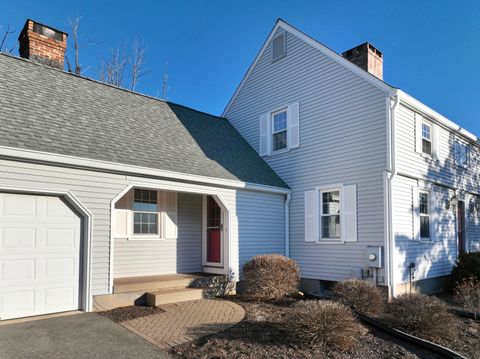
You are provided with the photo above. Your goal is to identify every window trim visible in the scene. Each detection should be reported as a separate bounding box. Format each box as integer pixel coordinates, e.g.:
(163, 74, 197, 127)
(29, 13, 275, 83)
(319, 186, 342, 241)
(271, 108, 288, 154)
(130, 188, 162, 240)
(271, 30, 286, 62)
(419, 190, 431, 241)
(421, 121, 433, 157)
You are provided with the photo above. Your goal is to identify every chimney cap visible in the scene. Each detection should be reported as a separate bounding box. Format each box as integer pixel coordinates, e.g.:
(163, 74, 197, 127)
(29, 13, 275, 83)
(18, 19, 68, 41)
(342, 42, 382, 58)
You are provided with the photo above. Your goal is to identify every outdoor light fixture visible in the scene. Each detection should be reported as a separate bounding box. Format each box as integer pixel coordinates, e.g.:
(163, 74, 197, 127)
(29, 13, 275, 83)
(450, 195, 458, 207)
(446, 195, 458, 210)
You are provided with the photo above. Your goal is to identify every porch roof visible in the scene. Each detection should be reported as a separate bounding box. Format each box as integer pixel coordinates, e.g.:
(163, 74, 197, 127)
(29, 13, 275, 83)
(0, 54, 288, 189)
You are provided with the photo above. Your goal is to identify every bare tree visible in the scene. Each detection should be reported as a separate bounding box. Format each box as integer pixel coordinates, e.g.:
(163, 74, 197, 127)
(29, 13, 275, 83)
(100, 44, 128, 87)
(162, 62, 170, 100)
(0, 25, 15, 53)
(68, 17, 81, 74)
(66, 16, 96, 75)
(130, 40, 148, 91)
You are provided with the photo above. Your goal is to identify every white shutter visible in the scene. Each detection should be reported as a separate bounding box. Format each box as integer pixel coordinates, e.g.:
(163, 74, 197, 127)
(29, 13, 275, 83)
(342, 185, 357, 242)
(114, 210, 128, 237)
(304, 190, 318, 242)
(287, 101, 300, 149)
(432, 124, 441, 161)
(259, 113, 270, 156)
(415, 113, 423, 154)
(412, 186, 420, 241)
(163, 191, 178, 239)
(431, 190, 440, 241)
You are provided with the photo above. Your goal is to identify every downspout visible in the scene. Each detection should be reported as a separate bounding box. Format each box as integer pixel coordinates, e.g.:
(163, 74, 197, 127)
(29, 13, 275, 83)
(285, 192, 292, 257)
(387, 90, 400, 299)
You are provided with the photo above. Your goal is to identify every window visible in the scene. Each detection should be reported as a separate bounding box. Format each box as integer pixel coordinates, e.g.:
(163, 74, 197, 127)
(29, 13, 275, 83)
(272, 109, 287, 152)
(133, 189, 159, 235)
(454, 141, 469, 168)
(419, 191, 430, 240)
(320, 189, 341, 239)
(272, 31, 286, 61)
(422, 122, 432, 156)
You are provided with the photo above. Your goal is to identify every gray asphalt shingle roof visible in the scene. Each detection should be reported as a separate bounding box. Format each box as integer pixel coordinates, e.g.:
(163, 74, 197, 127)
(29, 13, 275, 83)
(0, 54, 287, 188)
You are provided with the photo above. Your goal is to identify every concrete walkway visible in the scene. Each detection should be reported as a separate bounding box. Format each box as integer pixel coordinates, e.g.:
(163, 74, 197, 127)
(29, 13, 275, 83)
(0, 313, 170, 359)
(121, 299, 245, 349)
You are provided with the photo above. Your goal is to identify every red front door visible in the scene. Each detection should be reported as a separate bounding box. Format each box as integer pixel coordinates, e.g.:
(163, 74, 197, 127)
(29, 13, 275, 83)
(206, 196, 222, 264)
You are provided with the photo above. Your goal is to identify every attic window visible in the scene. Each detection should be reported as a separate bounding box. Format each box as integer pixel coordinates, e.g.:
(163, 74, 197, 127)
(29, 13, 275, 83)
(32, 23, 63, 41)
(272, 31, 286, 62)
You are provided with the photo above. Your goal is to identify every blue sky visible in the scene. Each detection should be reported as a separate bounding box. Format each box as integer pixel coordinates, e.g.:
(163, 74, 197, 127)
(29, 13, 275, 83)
(1, 1, 479, 134)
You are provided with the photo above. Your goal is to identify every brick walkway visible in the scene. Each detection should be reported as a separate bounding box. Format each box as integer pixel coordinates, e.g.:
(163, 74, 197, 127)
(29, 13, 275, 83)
(120, 299, 245, 349)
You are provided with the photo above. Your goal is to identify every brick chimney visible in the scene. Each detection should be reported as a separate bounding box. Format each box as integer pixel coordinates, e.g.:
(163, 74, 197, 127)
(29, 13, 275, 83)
(342, 42, 383, 80)
(18, 19, 67, 70)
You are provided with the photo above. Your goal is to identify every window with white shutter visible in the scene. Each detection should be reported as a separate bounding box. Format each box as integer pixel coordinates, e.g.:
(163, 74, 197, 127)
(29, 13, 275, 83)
(260, 101, 300, 156)
(304, 184, 357, 243)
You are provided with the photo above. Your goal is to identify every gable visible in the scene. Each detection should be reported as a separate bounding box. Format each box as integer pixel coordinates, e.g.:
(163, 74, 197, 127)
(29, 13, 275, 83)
(223, 19, 393, 117)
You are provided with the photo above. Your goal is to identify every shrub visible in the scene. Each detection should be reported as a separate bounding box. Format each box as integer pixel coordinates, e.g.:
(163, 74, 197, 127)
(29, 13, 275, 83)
(451, 252, 480, 285)
(285, 300, 360, 351)
(243, 254, 300, 301)
(332, 279, 385, 317)
(454, 276, 480, 314)
(384, 293, 457, 341)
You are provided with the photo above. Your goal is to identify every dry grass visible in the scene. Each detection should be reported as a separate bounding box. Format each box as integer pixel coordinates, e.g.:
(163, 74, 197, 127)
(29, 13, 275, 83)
(332, 279, 385, 317)
(285, 300, 360, 352)
(243, 254, 300, 301)
(384, 293, 457, 341)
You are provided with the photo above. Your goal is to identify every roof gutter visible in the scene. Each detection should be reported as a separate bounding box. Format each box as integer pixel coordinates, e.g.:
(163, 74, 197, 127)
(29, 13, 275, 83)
(0, 145, 291, 195)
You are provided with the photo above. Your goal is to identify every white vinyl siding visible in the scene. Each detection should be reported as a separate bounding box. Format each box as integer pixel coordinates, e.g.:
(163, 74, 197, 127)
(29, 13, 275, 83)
(393, 176, 457, 283)
(227, 28, 386, 282)
(393, 102, 480, 283)
(0, 158, 286, 295)
(114, 193, 202, 277)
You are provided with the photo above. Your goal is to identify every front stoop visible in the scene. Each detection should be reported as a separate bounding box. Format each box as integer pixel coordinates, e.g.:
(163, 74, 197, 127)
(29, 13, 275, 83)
(114, 273, 209, 294)
(93, 273, 228, 310)
(146, 288, 204, 307)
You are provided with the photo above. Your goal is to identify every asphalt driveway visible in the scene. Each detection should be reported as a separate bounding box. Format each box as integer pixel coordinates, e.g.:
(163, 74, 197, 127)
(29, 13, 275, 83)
(0, 313, 171, 359)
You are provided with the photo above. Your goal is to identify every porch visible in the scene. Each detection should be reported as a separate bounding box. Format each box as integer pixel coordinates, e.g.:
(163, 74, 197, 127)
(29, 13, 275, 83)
(112, 186, 229, 279)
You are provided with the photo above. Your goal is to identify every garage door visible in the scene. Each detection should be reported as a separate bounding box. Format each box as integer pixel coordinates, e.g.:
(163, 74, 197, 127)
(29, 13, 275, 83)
(0, 193, 82, 320)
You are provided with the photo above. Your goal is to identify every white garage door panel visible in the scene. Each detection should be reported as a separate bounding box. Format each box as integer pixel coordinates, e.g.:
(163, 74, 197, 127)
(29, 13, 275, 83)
(0, 193, 82, 320)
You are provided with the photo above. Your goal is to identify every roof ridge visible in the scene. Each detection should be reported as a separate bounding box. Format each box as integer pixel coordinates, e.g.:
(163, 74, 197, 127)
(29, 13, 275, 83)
(0, 52, 226, 121)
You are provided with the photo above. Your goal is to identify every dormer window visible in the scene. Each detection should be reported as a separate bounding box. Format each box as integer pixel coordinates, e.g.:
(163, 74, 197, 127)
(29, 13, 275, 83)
(272, 31, 286, 62)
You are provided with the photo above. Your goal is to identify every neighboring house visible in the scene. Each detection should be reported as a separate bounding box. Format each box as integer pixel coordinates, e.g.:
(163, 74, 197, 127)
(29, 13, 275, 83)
(0, 18, 478, 321)
(223, 19, 480, 297)
(0, 20, 289, 321)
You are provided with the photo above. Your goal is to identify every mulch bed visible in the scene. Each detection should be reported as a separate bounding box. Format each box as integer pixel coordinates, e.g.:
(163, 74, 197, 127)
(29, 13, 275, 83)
(99, 305, 164, 323)
(169, 297, 443, 359)
(437, 315, 480, 359)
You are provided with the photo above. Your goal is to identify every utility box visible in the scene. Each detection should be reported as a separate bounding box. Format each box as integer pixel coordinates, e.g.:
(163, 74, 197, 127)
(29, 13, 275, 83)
(366, 246, 382, 268)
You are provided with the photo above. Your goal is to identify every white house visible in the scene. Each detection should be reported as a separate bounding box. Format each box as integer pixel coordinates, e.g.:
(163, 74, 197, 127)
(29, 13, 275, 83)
(0, 18, 478, 321)
(223, 19, 480, 297)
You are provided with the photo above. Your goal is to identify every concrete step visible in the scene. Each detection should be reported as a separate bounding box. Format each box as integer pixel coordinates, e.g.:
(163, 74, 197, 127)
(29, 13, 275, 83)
(114, 274, 206, 294)
(146, 287, 204, 307)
